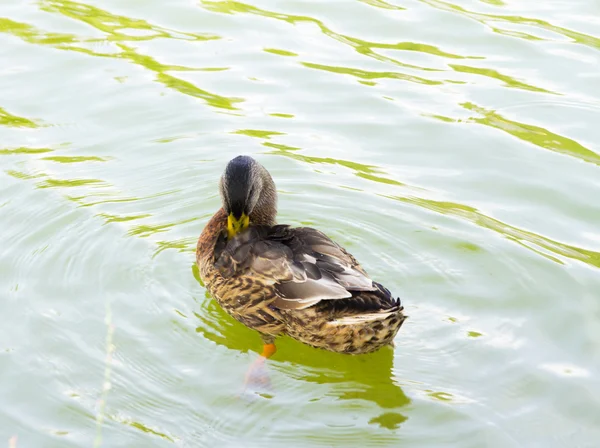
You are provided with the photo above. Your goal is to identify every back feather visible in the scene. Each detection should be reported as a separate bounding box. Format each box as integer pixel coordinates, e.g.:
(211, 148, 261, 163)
(214, 225, 377, 310)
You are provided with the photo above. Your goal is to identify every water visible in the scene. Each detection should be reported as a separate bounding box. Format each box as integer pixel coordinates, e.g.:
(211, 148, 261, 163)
(1, 0, 599, 446)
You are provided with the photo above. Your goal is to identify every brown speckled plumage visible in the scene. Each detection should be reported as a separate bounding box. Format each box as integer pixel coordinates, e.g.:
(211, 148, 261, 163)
(196, 156, 406, 354)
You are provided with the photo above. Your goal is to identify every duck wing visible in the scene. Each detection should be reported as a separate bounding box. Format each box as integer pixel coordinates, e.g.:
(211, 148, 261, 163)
(213, 225, 376, 310)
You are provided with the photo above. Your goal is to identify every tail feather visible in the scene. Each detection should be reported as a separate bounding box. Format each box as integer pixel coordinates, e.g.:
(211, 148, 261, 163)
(330, 310, 398, 326)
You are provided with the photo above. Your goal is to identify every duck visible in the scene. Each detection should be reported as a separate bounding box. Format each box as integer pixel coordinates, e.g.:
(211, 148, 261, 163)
(196, 155, 406, 364)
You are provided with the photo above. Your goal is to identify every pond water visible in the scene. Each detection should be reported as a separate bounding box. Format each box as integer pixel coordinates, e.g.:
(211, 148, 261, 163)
(1, 0, 600, 447)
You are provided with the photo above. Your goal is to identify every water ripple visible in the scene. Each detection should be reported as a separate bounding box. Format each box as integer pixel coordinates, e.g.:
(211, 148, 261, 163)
(40, 0, 219, 43)
(2, 0, 600, 445)
(200, 0, 484, 76)
(1, 3, 240, 111)
(387, 194, 600, 269)
(426, 102, 600, 165)
(420, 0, 600, 52)
(0, 107, 41, 128)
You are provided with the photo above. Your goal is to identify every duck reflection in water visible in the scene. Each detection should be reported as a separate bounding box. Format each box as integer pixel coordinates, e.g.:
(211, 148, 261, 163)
(193, 291, 410, 430)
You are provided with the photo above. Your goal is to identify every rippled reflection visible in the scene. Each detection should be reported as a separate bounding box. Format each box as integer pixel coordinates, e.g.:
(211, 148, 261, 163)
(0, 147, 52, 155)
(421, 0, 600, 51)
(426, 102, 600, 165)
(462, 103, 600, 165)
(1, 1, 242, 111)
(40, 0, 214, 42)
(449, 64, 557, 94)
(194, 287, 410, 429)
(41, 156, 108, 163)
(263, 142, 407, 187)
(200, 0, 484, 78)
(2, 0, 600, 445)
(302, 61, 442, 86)
(358, 0, 406, 11)
(387, 195, 600, 268)
(0, 107, 40, 128)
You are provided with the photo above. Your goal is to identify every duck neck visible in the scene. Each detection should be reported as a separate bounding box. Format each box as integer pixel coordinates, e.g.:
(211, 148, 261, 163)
(196, 208, 227, 270)
(250, 173, 277, 226)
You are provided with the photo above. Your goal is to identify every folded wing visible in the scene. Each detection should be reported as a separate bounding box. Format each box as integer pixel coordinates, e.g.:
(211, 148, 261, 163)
(214, 225, 376, 310)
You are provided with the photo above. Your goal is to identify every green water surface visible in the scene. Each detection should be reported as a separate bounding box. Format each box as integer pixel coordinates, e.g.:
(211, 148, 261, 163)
(1, 0, 600, 447)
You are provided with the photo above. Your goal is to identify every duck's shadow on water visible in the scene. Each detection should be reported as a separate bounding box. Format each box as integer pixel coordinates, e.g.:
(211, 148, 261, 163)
(193, 284, 410, 430)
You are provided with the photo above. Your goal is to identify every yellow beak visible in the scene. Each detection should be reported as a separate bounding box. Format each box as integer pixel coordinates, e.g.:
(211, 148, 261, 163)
(227, 213, 249, 240)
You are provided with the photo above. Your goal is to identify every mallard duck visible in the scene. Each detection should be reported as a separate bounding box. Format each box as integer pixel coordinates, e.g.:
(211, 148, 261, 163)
(196, 155, 406, 362)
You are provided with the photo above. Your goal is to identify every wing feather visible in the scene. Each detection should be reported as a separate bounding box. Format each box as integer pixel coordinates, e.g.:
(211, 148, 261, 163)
(214, 225, 375, 309)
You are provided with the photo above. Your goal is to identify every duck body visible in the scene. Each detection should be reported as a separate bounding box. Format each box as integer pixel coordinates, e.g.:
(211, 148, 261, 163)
(196, 156, 406, 355)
